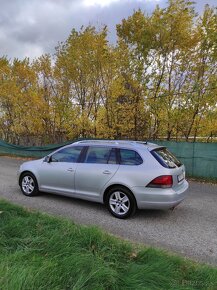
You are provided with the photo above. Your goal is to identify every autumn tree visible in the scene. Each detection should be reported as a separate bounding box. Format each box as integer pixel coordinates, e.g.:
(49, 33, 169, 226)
(55, 26, 112, 139)
(0, 0, 216, 144)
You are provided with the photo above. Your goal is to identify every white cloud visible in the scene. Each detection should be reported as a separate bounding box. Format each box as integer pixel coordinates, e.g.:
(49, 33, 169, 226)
(22, 44, 44, 60)
(83, 0, 122, 7)
(83, 0, 161, 7)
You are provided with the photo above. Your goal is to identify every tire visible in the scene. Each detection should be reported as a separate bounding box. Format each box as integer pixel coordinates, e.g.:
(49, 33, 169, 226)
(105, 186, 137, 219)
(20, 172, 39, 196)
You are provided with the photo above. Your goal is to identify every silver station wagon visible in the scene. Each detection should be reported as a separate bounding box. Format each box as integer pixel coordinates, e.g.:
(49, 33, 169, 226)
(18, 140, 189, 218)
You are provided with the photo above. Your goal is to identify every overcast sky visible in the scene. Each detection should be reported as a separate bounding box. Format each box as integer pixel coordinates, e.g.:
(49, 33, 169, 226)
(0, 0, 216, 60)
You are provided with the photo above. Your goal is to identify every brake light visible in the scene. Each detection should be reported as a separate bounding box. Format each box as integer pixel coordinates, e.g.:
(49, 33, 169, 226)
(147, 175, 173, 188)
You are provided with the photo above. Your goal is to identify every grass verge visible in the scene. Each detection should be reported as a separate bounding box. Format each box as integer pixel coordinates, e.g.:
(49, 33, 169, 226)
(0, 199, 217, 290)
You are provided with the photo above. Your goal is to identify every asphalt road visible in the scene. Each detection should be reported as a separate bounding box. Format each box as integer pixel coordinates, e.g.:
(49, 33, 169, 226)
(0, 156, 217, 265)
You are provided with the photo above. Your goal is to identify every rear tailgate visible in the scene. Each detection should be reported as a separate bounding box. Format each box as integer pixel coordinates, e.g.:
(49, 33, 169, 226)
(150, 146, 186, 186)
(172, 164, 186, 187)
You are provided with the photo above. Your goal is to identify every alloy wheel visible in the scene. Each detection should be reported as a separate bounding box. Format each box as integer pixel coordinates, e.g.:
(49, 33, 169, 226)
(22, 175, 35, 195)
(109, 191, 130, 216)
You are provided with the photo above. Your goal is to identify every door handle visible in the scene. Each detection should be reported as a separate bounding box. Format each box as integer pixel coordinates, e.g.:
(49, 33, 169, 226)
(67, 168, 74, 172)
(103, 170, 111, 174)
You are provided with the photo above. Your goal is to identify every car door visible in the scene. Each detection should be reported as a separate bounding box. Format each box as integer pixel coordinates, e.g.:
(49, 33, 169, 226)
(75, 146, 119, 200)
(39, 146, 83, 194)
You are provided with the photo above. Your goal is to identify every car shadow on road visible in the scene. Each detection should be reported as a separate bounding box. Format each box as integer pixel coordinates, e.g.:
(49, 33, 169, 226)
(40, 191, 107, 211)
(39, 191, 176, 220)
(136, 209, 171, 218)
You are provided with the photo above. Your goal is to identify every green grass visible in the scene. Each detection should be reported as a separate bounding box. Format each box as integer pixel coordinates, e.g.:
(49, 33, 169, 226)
(0, 200, 217, 290)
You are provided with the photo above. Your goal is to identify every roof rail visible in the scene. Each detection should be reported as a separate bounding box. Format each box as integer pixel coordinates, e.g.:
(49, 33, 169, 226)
(76, 139, 148, 146)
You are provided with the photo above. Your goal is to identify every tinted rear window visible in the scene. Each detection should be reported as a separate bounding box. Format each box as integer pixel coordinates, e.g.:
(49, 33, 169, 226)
(151, 148, 182, 168)
(84, 147, 117, 164)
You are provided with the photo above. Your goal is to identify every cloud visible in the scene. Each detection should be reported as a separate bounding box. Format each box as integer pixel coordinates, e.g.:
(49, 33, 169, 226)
(0, 0, 160, 59)
(0, 0, 76, 59)
(83, 0, 161, 8)
(83, 0, 122, 7)
(0, 0, 215, 60)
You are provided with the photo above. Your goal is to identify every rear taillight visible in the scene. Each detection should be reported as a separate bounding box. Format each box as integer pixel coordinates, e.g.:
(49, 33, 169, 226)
(147, 175, 173, 188)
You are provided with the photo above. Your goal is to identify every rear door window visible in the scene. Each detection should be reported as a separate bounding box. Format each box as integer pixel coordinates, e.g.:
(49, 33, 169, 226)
(119, 149, 143, 165)
(84, 147, 117, 164)
(151, 148, 182, 168)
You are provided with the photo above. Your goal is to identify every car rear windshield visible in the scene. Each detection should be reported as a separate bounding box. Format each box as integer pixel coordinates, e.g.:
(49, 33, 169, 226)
(151, 147, 182, 168)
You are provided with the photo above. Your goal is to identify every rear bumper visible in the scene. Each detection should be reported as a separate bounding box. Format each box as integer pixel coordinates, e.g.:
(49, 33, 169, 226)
(132, 180, 189, 210)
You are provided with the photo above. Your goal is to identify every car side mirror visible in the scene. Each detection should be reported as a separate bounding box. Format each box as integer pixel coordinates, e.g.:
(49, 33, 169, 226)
(44, 156, 51, 163)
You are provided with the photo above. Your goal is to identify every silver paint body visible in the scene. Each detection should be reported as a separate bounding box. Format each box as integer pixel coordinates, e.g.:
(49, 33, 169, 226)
(18, 140, 189, 209)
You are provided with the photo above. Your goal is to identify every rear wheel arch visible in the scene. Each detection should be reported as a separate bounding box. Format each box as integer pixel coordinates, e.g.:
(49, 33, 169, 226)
(103, 184, 136, 204)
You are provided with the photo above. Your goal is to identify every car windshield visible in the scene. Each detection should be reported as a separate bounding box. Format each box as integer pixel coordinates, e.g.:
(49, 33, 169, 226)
(152, 147, 182, 168)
